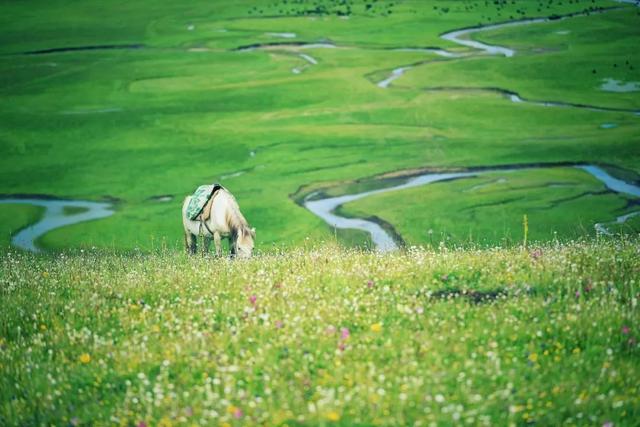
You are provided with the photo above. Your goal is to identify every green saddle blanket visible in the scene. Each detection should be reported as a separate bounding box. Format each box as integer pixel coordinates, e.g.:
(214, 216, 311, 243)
(186, 184, 222, 220)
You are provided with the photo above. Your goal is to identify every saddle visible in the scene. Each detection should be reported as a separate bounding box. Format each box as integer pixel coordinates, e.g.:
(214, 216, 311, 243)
(187, 183, 223, 221)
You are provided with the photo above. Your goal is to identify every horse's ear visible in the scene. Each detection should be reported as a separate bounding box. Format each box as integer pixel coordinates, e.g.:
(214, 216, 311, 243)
(250, 227, 256, 238)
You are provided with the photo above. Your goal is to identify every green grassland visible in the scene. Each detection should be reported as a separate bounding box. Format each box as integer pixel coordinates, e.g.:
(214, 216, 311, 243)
(1, 0, 639, 251)
(1, 241, 638, 425)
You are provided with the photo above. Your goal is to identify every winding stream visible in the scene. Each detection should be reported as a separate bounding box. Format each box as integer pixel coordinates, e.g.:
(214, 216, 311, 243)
(304, 165, 640, 251)
(0, 198, 114, 252)
(377, 6, 640, 115)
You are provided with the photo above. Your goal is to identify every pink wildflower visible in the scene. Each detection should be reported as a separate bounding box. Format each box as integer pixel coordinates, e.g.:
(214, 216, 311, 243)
(622, 325, 630, 334)
(249, 295, 257, 305)
(233, 407, 243, 419)
(530, 249, 543, 260)
(340, 327, 350, 340)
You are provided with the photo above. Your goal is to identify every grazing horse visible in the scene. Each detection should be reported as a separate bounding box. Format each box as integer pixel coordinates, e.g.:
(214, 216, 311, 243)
(182, 187, 255, 258)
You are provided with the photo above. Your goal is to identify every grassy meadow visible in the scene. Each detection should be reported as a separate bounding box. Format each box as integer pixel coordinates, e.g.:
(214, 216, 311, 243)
(1, 0, 639, 250)
(1, 240, 639, 425)
(1, 2, 640, 425)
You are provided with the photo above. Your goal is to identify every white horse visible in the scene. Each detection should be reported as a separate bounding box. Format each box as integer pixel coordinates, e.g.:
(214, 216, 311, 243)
(182, 187, 255, 258)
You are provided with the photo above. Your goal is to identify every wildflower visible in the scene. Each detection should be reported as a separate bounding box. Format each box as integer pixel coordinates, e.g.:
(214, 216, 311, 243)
(137, 422, 147, 427)
(371, 323, 382, 333)
(275, 320, 284, 329)
(233, 408, 243, 419)
(575, 290, 581, 298)
(79, 353, 91, 364)
(621, 325, 630, 334)
(603, 422, 614, 427)
(227, 405, 242, 419)
(249, 295, 257, 305)
(42, 271, 49, 278)
(158, 417, 173, 427)
(415, 306, 424, 315)
(367, 280, 375, 288)
(528, 353, 538, 363)
(530, 249, 542, 260)
(509, 405, 523, 413)
(325, 411, 340, 422)
(340, 327, 350, 340)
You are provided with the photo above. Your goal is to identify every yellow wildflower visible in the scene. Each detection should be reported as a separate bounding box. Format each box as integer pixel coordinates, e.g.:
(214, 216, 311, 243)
(326, 411, 341, 422)
(79, 353, 91, 364)
(528, 353, 538, 363)
(158, 417, 173, 427)
(371, 323, 382, 333)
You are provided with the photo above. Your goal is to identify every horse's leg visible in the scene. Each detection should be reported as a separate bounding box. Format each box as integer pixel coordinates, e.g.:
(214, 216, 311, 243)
(202, 235, 211, 256)
(185, 232, 197, 255)
(213, 232, 222, 257)
(229, 236, 236, 258)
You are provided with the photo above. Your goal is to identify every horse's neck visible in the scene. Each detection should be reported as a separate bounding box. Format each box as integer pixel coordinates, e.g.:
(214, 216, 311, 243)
(217, 190, 246, 231)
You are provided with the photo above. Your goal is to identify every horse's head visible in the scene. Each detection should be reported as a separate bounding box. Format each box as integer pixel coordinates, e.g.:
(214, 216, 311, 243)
(234, 226, 255, 258)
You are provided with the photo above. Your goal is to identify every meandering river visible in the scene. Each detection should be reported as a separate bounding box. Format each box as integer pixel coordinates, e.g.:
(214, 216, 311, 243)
(304, 165, 640, 251)
(0, 198, 114, 252)
(378, 6, 640, 116)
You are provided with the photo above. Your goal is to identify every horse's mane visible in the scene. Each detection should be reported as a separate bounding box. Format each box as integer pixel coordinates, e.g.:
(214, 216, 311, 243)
(222, 189, 251, 236)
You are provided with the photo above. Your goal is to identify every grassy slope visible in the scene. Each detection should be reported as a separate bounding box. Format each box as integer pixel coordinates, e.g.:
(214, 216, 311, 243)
(1, 240, 638, 425)
(341, 167, 640, 246)
(1, 0, 638, 251)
